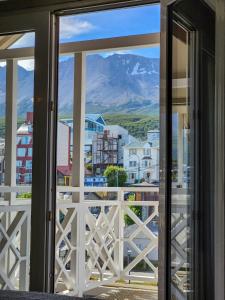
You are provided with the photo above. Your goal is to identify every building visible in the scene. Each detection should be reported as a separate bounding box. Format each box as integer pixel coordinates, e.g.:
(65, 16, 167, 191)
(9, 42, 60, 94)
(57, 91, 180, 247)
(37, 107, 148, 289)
(61, 114, 106, 164)
(92, 130, 119, 175)
(105, 125, 137, 165)
(123, 141, 159, 184)
(16, 112, 33, 184)
(147, 129, 160, 147)
(16, 113, 71, 185)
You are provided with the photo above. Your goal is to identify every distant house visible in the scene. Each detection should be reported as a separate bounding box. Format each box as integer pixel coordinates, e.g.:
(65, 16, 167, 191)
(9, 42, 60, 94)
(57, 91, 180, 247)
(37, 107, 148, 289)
(123, 141, 159, 184)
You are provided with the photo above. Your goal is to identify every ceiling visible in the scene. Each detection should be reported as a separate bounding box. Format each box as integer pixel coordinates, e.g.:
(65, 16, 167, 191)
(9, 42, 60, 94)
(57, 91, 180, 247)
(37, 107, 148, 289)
(0, 34, 22, 50)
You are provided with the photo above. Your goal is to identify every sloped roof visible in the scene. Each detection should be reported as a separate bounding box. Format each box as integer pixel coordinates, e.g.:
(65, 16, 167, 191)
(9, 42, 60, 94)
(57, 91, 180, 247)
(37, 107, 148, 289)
(86, 114, 105, 126)
(17, 123, 32, 134)
(57, 165, 72, 176)
(124, 141, 151, 148)
(61, 114, 106, 128)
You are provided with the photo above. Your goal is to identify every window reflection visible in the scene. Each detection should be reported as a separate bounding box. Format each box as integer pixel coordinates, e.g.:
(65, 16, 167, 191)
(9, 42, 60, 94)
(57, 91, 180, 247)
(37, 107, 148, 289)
(171, 21, 193, 298)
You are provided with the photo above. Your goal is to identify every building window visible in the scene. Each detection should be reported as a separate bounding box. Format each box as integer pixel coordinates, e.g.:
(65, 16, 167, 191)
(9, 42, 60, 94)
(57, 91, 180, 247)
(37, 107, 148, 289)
(129, 161, 137, 167)
(21, 136, 31, 145)
(142, 160, 149, 168)
(16, 160, 22, 167)
(28, 148, 32, 156)
(24, 173, 32, 183)
(26, 160, 32, 169)
(129, 149, 137, 156)
(17, 148, 26, 157)
(129, 173, 136, 180)
(143, 149, 150, 156)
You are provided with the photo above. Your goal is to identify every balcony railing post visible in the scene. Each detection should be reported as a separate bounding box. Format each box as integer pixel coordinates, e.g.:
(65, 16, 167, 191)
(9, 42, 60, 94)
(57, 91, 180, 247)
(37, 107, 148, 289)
(114, 189, 124, 279)
(70, 51, 86, 296)
(19, 208, 31, 290)
(77, 203, 86, 297)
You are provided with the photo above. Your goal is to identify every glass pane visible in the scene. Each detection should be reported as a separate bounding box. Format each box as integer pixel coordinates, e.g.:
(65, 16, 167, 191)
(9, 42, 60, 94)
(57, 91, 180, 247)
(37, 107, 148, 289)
(0, 33, 35, 291)
(84, 48, 160, 189)
(171, 21, 193, 299)
(59, 5, 160, 43)
(9, 32, 35, 49)
(17, 59, 34, 185)
(57, 55, 74, 187)
(55, 4, 160, 298)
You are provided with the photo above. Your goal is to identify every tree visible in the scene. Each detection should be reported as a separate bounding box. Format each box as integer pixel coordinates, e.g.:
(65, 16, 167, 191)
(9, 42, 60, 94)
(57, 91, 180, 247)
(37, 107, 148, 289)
(17, 192, 32, 199)
(104, 165, 127, 187)
(124, 192, 142, 226)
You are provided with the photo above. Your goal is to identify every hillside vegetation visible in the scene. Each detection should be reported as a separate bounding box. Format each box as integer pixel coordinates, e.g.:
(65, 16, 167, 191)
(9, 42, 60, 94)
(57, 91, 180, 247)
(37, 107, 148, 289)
(0, 114, 160, 142)
(104, 114, 159, 140)
(0, 118, 25, 138)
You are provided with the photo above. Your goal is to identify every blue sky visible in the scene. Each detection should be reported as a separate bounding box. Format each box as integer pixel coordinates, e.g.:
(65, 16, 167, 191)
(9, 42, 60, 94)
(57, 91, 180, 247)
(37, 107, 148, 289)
(60, 4, 160, 58)
(7, 4, 160, 69)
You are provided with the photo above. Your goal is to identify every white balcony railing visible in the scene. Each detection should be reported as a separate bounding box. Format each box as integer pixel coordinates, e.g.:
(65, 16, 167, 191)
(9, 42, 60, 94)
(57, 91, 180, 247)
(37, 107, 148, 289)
(55, 187, 159, 296)
(0, 186, 190, 299)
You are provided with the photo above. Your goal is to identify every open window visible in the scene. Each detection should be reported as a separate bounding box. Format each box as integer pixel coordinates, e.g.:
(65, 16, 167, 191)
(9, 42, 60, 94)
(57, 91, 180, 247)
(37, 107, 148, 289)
(54, 3, 161, 299)
(160, 0, 215, 299)
(0, 1, 217, 299)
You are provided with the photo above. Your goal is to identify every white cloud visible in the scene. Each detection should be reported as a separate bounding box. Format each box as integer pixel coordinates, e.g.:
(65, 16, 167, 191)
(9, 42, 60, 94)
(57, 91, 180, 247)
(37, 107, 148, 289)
(0, 61, 6, 67)
(0, 60, 34, 71)
(18, 59, 34, 71)
(60, 17, 95, 39)
(100, 50, 132, 58)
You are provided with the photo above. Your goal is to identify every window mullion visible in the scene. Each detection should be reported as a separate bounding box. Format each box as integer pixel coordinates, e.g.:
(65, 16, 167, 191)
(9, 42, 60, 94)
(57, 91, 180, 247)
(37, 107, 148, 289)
(72, 52, 86, 194)
(5, 58, 17, 203)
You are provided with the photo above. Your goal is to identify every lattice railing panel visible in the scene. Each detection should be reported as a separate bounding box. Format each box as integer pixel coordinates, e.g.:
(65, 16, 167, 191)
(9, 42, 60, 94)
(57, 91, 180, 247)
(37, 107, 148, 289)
(0, 205, 31, 291)
(171, 210, 191, 300)
(122, 202, 158, 281)
(55, 203, 78, 294)
(85, 205, 120, 286)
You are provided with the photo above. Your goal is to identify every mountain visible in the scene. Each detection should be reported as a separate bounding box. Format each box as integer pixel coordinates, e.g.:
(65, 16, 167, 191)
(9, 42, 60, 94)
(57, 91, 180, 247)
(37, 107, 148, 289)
(0, 54, 159, 116)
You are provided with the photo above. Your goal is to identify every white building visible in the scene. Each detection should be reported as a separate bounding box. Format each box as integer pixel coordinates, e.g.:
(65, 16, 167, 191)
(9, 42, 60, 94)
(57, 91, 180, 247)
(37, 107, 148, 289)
(123, 141, 159, 184)
(147, 130, 160, 147)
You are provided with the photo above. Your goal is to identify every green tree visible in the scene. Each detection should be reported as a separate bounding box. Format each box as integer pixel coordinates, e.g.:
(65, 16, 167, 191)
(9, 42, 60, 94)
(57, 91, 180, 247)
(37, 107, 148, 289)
(124, 192, 142, 226)
(17, 192, 32, 199)
(104, 165, 127, 187)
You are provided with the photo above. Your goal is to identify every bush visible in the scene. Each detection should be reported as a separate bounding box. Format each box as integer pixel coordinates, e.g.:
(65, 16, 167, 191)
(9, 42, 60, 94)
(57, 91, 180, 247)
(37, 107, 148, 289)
(124, 193, 142, 226)
(104, 165, 127, 187)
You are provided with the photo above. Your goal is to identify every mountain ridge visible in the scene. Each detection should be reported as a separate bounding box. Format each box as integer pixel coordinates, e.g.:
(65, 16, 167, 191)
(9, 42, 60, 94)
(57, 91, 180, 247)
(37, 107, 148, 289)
(0, 53, 160, 116)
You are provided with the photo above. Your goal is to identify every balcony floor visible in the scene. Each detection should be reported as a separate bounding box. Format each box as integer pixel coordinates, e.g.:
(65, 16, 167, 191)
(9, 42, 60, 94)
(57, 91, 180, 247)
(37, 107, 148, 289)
(84, 284, 158, 299)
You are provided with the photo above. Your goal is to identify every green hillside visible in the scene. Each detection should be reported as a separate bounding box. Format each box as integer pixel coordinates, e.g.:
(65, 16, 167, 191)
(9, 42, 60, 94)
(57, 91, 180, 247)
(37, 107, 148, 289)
(0, 114, 160, 141)
(103, 114, 159, 140)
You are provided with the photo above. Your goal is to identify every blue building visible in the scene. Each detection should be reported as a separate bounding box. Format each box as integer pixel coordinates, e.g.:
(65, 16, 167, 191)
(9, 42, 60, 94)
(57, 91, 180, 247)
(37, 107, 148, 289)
(61, 114, 105, 153)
